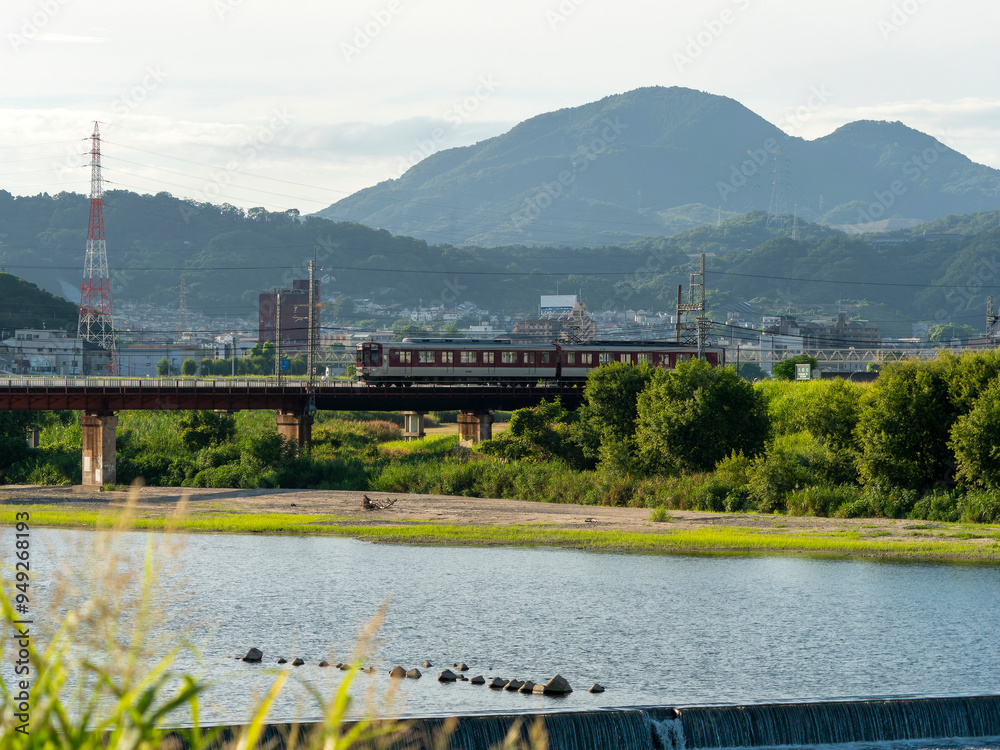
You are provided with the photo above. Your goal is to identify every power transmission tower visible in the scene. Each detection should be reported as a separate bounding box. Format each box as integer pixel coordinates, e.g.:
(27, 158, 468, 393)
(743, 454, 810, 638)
(676, 253, 707, 356)
(765, 150, 790, 229)
(988, 296, 999, 341)
(77, 122, 118, 374)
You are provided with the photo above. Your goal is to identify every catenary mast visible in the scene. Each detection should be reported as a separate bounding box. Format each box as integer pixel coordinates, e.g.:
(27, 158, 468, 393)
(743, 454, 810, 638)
(77, 122, 118, 374)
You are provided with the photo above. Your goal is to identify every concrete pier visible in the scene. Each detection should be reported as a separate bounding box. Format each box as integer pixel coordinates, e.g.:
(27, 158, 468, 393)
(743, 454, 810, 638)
(276, 411, 312, 451)
(401, 411, 426, 441)
(81, 412, 118, 486)
(458, 410, 494, 444)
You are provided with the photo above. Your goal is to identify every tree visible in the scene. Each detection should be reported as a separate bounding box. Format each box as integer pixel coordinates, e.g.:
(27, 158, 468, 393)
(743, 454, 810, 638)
(928, 323, 978, 343)
(0, 412, 37, 479)
(156, 357, 172, 376)
(949, 377, 1000, 490)
(181, 358, 197, 376)
(855, 362, 955, 490)
(635, 360, 769, 475)
(478, 399, 582, 464)
(179, 410, 237, 451)
(735, 362, 768, 381)
(573, 362, 656, 469)
(772, 355, 819, 381)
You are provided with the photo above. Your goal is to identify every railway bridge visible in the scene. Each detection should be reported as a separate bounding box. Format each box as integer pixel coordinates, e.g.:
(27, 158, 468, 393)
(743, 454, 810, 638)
(0, 378, 585, 486)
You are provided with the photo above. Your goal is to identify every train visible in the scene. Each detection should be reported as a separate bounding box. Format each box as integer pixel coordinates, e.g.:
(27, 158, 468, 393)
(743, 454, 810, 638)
(355, 338, 725, 384)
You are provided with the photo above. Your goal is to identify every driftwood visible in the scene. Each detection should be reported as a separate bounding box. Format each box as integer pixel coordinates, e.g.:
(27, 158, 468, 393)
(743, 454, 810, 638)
(362, 494, 397, 511)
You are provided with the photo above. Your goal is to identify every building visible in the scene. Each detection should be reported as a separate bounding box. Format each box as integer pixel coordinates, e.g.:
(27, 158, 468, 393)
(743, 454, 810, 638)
(1, 329, 111, 376)
(258, 279, 320, 353)
(513, 295, 596, 342)
(761, 313, 880, 349)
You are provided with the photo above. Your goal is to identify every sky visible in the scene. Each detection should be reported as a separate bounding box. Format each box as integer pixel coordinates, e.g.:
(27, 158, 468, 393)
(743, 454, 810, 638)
(3, 0, 1000, 215)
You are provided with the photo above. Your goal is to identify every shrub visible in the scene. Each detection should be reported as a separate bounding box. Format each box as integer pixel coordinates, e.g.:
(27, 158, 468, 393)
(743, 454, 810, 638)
(838, 482, 919, 519)
(747, 432, 856, 514)
(786, 485, 857, 517)
(909, 490, 962, 522)
(960, 489, 1000, 524)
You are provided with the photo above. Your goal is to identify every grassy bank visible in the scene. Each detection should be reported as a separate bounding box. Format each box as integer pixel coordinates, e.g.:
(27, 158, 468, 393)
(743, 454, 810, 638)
(4, 504, 999, 562)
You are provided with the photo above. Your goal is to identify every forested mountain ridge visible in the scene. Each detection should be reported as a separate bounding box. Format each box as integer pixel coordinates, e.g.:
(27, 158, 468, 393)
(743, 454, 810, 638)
(3, 188, 999, 337)
(316, 86, 1000, 246)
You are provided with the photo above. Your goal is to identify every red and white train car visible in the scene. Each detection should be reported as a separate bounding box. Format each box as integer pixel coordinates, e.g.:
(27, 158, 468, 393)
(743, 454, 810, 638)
(356, 339, 725, 384)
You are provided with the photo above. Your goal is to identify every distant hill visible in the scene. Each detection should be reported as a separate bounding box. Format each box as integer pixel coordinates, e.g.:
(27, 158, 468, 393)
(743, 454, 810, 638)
(315, 86, 1000, 246)
(0, 272, 78, 333)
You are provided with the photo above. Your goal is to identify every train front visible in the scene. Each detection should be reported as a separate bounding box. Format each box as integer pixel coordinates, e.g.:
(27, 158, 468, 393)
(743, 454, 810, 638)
(356, 341, 385, 381)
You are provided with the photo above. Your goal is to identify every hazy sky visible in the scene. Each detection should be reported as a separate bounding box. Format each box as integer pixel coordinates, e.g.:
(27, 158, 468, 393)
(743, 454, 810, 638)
(4, 0, 999, 214)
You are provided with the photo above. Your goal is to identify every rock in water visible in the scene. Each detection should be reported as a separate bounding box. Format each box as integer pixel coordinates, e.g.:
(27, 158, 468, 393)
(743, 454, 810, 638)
(519, 681, 535, 693)
(362, 666, 376, 674)
(318, 660, 330, 667)
(292, 658, 305, 666)
(406, 668, 422, 679)
(276, 658, 287, 664)
(532, 684, 546, 695)
(388, 666, 406, 678)
(470, 675, 486, 685)
(438, 669, 457, 682)
(504, 679, 524, 691)
(543, 674, 573, 695)
(241, 648, 263, 663)
(422, 661, 433, 668)
(457, 663, 469, 671)
(488, 677, 506, 689)
(589, 684, 605, 693)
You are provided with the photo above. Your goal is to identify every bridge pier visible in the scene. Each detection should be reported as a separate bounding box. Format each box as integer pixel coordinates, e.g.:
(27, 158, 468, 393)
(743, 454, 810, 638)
(401, 411, 426, 442)
(81, 412, 117, 486)
(458, 410, 494, 445)
(276, 411, 313, 451)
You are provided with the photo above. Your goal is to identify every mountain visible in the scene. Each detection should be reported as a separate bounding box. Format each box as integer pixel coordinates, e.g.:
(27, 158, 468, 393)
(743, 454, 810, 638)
(315, 86, 1000, 246)
(0, 272, 78, 333)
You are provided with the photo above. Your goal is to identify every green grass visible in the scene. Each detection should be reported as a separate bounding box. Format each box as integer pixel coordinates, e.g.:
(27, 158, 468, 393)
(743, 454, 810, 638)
(4, 505, 999, 562)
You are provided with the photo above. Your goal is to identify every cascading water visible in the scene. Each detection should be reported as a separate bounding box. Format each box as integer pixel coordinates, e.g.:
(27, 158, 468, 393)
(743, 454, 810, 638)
(676, 696, 1000, 748)
(188, 695, 1000, 750)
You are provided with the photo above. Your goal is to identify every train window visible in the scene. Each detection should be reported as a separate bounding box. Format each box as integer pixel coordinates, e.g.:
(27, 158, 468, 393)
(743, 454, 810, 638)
(484, 352, 495, 364)
(541, 352, 550, 364)
(677, 354, 691, 365)
(502, 351, 517, 364)
(638, 353, 651, 364)
(581, 353, 593, 365)
(400, 351, 412, 364)
(460, 351, 476, 364)
(659, 354, 671, 366)
(418, 351, 435, 364)
(621, 353, 633, 364)
(567, 353, 576, 365)
(524, 352, 535, 364)
(599, 352, 613, 365)
(442, 351, 454, 364)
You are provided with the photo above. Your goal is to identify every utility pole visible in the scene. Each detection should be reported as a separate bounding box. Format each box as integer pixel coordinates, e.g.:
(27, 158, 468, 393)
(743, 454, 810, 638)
(988, 296, 999, 342)
(274, 293, 282, 384)
(308, 255, 316, 387)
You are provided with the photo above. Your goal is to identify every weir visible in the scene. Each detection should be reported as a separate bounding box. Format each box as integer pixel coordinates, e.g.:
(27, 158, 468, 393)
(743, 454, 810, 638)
(184, 695, 1000, 750)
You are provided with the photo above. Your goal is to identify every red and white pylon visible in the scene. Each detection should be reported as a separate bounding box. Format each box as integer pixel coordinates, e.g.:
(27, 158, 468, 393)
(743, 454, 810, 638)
(77, 121, 118, 374)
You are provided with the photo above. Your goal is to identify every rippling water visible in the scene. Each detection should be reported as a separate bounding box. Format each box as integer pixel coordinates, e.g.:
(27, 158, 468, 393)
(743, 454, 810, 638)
(5, 528, 1000, 726)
